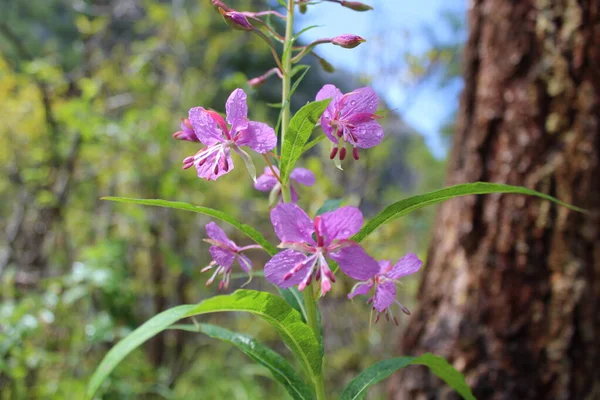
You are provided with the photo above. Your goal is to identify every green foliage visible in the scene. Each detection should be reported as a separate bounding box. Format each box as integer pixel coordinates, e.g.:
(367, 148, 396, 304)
(87, 290, 322, 398)
(340, 353, 476, 400)
(102, 197, 278, 255)
(354, 182, 586, 242)
(170, 323, 315, 400)
(279, 99, 331, 183)
(315, 199, 343, 215)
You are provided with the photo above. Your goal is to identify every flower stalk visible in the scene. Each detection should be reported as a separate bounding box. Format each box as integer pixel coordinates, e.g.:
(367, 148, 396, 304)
(304, 284, 327, 400)
(280, 0, 295, 203)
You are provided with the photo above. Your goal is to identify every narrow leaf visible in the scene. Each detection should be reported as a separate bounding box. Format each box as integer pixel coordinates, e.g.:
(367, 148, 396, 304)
(340, 353, 475, 400)
(278, 287, 308, 322)
(353, 182, 587, 242)
(279, 99, 331, 184)
(170, 323, 314, 400)
(302, 134, 326, 153)
(316, 199, 343, 216)
(101, 197, 277, 255)
(85, 290, 321, 399)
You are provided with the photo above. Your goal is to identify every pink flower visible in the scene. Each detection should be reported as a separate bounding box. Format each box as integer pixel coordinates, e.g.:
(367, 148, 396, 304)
(264, 203, 379, 296)
(254, 166, 315, 204)
(181, 89, 277, 181)
(348, 254, 422, 324)
(201, 222, 262, 290)
(172, 118, 198, 142)
(315, 84, 383, 161)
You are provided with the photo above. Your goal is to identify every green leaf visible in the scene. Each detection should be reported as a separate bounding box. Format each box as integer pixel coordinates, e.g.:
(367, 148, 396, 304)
(85, 290, 321, 399)
(169, 323, 315, 400)
(275, 66, 312, 135)
(279, 99, 331, 184)
(278, 287, 308, 322)
(340, 353, 476, 400)
(302, 134, 326, 153)
(353, 182, 587, 242)
(101, 197, 277, 255)
(316, 199, 343, 216)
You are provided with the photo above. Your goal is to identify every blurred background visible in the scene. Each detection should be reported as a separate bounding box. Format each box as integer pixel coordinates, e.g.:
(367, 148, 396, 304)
(1, 0, 598, 399)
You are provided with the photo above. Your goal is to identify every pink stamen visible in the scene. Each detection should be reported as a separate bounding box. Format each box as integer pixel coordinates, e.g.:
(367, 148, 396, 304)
(329, 147, 338, 159)
(339, 147, 347, 160)
(353, 147, 359, 160)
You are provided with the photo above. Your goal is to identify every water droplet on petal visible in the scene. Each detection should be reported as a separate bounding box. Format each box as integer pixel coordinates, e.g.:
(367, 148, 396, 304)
(350, 100, 357, 106)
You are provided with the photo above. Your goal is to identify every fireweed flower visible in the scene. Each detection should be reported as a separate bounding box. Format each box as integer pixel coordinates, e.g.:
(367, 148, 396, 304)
(265, 203, 379, 296)
(316, 84, 383, 163)
(172, 118, 198, 142)
(348, 254, 422, 324)
(181, 88, 277, 181)
(201, 222, 262, 290)
(254, 166, 315, 204)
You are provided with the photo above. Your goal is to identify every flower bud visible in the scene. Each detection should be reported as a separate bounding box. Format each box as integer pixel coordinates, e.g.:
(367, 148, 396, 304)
(219, 8, 253, 31)
(331, 34, 366, 49)
(341, 1, 373, 11)
(211, 0, 230, 11)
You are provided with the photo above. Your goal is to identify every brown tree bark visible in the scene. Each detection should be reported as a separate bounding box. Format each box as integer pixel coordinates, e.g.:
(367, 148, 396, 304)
(389, 1, 600, 399)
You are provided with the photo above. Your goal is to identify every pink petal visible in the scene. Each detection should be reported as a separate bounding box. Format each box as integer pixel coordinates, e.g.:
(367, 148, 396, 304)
(328, 243, 378, 280)
(347, 280, 373, 299)
(373, 281, 396, 312)
(194, 147, 234, 181)
(209, 246, 236, 268)
(316, 84, 343, 142)
(290, 168, 316, 186)
(320, 206, 363, 244)
(264, 250, 309, 288)
(237, 253, 253, 273)
(236, 121, 277, 154)
(270, 203, 315, 245)
(349, 120, 384, 149)
(386, 253, 422, 280)
(225, 89, 249, 133)
(340, 86, 379, 117)
(188, 107, 225, 146)
(254, 167, 279, 191)
(206, 222, 237, 248)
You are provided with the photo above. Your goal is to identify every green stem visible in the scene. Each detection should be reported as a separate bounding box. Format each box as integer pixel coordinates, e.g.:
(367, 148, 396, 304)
(280, 0, 295, 203)
(304, 286, 326, 400)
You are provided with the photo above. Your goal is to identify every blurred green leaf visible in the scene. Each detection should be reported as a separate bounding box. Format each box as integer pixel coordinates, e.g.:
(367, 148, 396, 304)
(170, 323, 315, 400)
(353, 182, 587, 242)
(340, 353, 476, 400)
(316, 199, 343, 216)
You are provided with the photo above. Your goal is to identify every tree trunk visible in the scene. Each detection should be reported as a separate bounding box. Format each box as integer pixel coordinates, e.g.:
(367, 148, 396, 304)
(389, 1, 600, 399)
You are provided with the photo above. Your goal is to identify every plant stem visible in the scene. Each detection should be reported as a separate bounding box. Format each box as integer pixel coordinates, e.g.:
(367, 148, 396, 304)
(280, 0, 295, 203)
(304, 285, 326, 400)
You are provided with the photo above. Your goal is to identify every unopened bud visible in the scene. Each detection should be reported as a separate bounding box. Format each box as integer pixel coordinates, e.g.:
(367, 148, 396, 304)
(211, 0, 230, 11)
(219, 8, 253, 31)
(331, 34, 366, 49)
(300, 3, 307, 13)
(341, 1, 373, 11)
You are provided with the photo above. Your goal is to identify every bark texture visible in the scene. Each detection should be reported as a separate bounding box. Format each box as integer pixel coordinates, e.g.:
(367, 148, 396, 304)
(389, 1, 600, 399)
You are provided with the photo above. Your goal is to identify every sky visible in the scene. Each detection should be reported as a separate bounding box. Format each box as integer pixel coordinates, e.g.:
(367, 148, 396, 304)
(296, 0, 466, 158)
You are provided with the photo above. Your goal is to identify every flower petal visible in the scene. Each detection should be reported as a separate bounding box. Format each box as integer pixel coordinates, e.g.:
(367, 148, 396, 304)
(209, 246, 236, 268)
(194, 147, 234, 181)
(349, 120, 384, 149)
(236, 121, 277, 154)
(270, 203, 315, 244)
(188, 107, 225, 146)
(237, 253, 253, 273)
(264, 250, 309, 288)
(226, 88, 248, 130)
(290, 168, 316, 186)
(254, 167, 279, 191)
(320, 206, 363, 244)
(328, 243, 378, 280)
(373, 281, 396, 312)
(206, 222, 237, 248)
(347, 280, 373, 299)
(386, 253, 422, 280)
(340, 86, 378, 117)
(316, 84, 343, 142)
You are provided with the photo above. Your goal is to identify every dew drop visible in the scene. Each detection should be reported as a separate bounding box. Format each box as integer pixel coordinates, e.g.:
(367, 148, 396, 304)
(350, 100, 357, 106)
